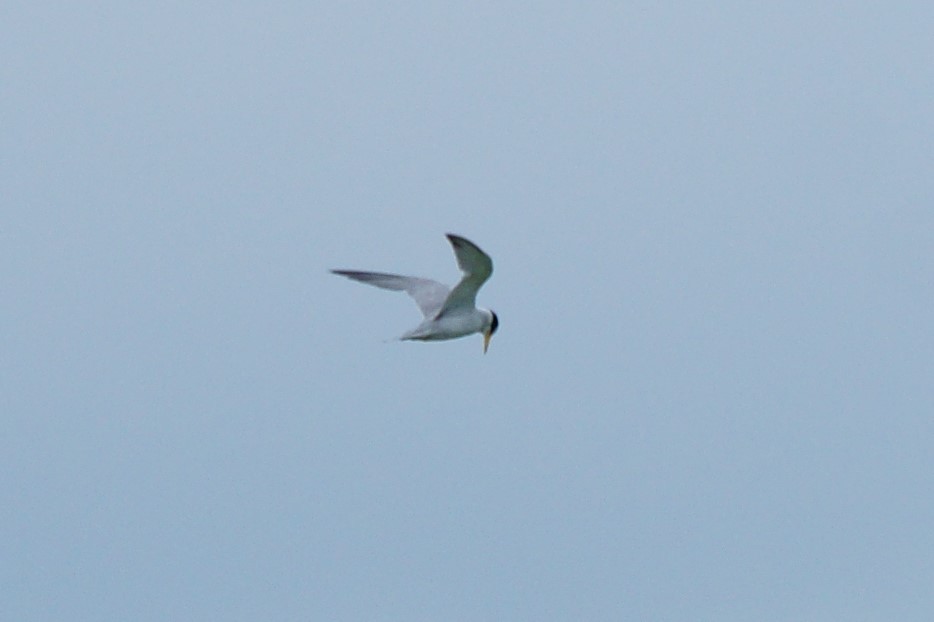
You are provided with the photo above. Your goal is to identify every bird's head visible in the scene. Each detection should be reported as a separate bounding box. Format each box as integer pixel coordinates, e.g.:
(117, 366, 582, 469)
(483, 310, 499, 354)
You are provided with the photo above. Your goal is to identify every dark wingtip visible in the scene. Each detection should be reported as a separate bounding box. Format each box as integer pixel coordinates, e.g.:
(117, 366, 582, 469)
(446, 233, 472, 250)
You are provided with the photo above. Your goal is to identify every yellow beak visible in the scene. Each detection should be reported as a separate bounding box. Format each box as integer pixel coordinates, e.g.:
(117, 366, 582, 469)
(483, 330, 492, 354)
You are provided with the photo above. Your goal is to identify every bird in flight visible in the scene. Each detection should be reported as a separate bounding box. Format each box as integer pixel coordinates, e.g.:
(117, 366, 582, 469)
(332, 233, 499, 353)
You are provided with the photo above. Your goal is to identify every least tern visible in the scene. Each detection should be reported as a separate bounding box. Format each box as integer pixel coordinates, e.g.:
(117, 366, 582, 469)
(332, 233, 499, 353)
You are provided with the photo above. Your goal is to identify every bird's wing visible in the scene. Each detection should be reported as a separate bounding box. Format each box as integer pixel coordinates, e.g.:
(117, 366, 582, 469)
(436, 234, 494, 316)
(330, 270, 450, 319)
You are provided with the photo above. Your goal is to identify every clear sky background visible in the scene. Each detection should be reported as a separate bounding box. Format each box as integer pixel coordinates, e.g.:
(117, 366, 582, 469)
(3, 2, 932, 621)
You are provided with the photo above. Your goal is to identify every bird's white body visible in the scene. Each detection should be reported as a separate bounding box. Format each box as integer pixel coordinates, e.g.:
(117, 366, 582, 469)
(401, 307, 495, 341)
(332, 234, 499, 352)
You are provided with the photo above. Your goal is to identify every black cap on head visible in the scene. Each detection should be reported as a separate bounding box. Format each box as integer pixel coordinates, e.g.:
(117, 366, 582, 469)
(489, 311, 499, 335)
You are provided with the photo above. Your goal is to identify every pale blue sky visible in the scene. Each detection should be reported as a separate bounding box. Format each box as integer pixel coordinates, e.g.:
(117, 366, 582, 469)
(3, 2, 933, 620)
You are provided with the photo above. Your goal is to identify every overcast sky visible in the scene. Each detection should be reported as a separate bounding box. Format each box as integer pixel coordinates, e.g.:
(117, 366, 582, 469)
(3, 2, 933, 621)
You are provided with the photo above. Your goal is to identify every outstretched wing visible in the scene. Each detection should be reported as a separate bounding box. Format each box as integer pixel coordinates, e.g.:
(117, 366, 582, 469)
(330, 270, 450, 319)
(436, 234, 494, 316)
